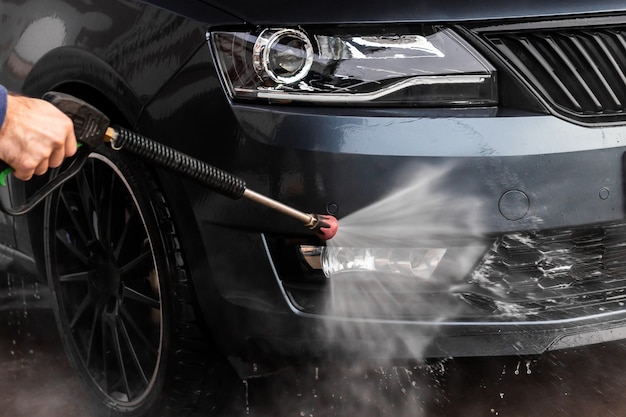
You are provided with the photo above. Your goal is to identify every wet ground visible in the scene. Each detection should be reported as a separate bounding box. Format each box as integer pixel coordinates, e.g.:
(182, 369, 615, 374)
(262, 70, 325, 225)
(3, 285, 626, 417)
(0, 286, 93, 417)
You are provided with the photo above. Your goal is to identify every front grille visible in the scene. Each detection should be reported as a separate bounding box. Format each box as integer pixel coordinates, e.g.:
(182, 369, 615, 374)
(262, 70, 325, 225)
(483, 26, 626, 124)
(469, 222, 626, 320)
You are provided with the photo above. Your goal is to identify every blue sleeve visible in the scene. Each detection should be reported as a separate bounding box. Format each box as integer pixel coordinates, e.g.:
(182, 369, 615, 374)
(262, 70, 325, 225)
(0, 85, 7, 130)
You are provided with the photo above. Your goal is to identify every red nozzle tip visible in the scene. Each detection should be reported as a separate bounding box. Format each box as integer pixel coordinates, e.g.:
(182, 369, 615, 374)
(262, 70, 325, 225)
(312, 214, 338, 240)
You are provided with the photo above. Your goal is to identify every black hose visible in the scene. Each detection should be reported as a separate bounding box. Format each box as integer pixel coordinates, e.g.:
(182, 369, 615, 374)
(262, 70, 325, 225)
(112, 126, 247, 200)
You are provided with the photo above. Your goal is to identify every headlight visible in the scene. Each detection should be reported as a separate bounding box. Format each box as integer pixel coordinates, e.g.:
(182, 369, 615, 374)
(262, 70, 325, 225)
(210, 26, 497, 106)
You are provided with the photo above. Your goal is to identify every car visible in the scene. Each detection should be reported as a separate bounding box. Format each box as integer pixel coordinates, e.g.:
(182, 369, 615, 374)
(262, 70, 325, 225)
(3, 0, 626, 415)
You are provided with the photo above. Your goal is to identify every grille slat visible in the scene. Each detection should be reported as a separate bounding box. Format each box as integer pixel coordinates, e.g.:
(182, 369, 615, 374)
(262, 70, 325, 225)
(543, 34, 598, 110)
(485, 26, 626, 123)
(590, 33, 626, 103)
(569, 34, 616, 108)
(492, 37, 579, 109)
(541, 35, 594, 109)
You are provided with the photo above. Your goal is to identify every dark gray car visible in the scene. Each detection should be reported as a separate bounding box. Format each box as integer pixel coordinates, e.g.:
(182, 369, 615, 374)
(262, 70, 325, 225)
(2, 0, 626, 415)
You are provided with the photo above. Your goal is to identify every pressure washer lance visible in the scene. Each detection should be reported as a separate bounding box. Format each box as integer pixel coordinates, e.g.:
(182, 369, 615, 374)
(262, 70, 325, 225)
(0, 92, 338, 240)
(103, 127, 338, 240)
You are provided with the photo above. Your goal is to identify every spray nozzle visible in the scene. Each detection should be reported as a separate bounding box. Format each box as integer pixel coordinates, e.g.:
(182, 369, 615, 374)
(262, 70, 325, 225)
(309, 214, 338, 241)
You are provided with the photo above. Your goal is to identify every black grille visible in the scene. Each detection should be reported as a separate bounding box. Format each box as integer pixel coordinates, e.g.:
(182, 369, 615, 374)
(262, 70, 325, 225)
(468, 222, 626, 320)
(484, 26, 626, 123)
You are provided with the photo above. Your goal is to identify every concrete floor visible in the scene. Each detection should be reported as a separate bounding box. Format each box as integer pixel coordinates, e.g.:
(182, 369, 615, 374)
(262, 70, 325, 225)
(3, 285, 626, 417)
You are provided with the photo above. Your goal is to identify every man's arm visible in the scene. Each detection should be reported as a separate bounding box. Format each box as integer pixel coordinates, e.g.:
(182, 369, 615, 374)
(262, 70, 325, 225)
(0, 86, 77, 181)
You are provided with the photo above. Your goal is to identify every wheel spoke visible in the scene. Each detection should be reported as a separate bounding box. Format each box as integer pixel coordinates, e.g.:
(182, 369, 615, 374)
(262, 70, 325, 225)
(86, 166, 104, 240)
(101, 313, 109, 393)
(111, 321, 132, 401)
(69, 293, 92, 330)
(60, 192, 91, 246)
(113, 206, 139, 260)
(55, 229, 89, 265)
(90, 168, 113, 243)
(120, 249, 152, 275)
(102, 170, 117, 244)
(86, 301, 103, 367)
(59, 270, 90, 283)
(77, 169, 98, 233)
(120, 305, 158, 355)
(123, 285, 160, 309)
(119, 318, 149, 386)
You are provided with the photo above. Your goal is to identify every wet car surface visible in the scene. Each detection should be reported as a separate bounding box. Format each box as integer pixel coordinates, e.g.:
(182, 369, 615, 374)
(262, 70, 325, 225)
(6, 1, 626, 416)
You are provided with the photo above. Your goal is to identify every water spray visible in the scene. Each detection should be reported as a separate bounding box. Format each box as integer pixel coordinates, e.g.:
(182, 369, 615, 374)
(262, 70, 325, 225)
(0, 92, 338, 240)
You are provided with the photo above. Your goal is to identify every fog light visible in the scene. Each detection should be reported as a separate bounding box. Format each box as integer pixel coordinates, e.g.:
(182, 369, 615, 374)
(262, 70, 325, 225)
(254, 28, 314, 85)
(321, 247, 447, 279)
(298, 245, 323, 270)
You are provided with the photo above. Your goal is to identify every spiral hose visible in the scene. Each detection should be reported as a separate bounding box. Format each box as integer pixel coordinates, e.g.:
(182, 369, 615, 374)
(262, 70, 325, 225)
(112, 126, 247, 199)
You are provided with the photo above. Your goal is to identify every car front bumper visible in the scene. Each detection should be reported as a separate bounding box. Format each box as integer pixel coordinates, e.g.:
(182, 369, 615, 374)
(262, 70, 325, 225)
(184, 104, 626, 360)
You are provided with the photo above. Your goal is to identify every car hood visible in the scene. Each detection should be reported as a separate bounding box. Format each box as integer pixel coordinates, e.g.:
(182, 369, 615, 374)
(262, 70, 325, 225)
(201, 0, 626, 25)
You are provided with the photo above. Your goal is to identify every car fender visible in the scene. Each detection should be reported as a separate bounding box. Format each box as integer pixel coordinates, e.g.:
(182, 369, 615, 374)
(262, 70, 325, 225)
(22, 46, 142, 127)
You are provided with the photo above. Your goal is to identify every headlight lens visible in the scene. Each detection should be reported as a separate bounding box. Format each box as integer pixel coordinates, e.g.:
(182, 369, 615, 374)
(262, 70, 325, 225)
(254, 28, 314, 84)
(210, 26, 497, 106)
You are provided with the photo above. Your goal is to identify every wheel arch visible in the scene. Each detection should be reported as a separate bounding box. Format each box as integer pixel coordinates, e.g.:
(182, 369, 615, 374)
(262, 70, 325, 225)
(21, 46, 142, 124)
(19, 46, 220, 329)
(15, 46, 140, 274)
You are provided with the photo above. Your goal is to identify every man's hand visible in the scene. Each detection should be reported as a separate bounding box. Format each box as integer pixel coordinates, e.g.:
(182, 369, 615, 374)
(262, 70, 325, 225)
(0, 94, 77, 181)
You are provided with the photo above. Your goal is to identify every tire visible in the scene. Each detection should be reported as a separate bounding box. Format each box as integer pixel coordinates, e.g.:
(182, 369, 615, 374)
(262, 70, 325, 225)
(44, 147, 238, 416)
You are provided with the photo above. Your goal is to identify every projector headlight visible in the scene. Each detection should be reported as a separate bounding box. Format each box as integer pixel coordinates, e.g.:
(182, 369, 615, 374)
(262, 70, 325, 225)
(254, 28, 314, 85)
(210, 26, 497, 107)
